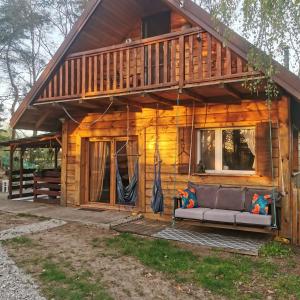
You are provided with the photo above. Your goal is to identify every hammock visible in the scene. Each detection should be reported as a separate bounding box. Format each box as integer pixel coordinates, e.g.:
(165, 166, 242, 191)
(116, 158, 138, 205)
(151, 151, 164, 214)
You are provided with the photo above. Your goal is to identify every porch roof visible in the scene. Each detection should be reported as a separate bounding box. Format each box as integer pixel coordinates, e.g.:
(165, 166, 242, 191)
(0, 133, 62, 149)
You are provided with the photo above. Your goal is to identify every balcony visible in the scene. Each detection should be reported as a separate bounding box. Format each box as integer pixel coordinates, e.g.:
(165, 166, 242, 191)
(36, 27, 257, 104)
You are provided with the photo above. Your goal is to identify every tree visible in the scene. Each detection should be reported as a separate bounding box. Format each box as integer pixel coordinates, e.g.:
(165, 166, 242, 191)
(0, 0, 88, 137)
(195, 0, 300, 97)
(47, 0, 89, 38)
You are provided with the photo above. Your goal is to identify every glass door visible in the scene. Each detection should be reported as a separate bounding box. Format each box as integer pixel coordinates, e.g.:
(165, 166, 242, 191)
(88, 137, 138, 206)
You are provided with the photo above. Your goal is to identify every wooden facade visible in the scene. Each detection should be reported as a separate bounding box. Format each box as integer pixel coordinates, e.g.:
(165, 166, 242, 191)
(9, 0, 300, 243)
(62, 99, 284, 208)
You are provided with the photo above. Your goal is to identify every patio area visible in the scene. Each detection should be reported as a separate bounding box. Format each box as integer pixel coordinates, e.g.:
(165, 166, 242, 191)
(0, 194, 272, 256)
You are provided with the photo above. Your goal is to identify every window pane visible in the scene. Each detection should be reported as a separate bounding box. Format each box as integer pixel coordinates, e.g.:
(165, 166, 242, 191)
(222, 129, 255, 171)
(199, 130, 215, 170)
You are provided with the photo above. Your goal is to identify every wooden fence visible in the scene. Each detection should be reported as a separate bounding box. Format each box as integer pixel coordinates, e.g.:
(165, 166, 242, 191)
(33, 170, 61, 204)
(8, 169, 35, 199)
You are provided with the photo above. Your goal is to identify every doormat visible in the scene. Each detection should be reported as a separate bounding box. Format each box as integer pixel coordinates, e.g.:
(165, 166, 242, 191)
(78, 207, 107, 212)
(153, 227, 266, 256)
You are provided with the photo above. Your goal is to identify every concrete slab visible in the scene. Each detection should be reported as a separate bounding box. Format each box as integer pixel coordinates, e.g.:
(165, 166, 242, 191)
(0, 194, 131, 229)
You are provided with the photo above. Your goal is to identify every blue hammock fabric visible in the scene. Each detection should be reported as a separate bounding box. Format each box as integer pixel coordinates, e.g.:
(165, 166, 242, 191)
(151, 153, 164, 214)
(116, 158, 138, 205)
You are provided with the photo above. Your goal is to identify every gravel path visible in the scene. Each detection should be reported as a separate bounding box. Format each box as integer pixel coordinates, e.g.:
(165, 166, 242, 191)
(0, 219, 66, 241)
(0, 246, 45, 300)
(0, 218, 67, 299)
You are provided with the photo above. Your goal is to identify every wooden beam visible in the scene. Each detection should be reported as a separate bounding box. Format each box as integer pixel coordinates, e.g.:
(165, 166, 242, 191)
(219, 83, 242, 100)
(77, 100, 106, 110)
(35, 111, 52, 130)
(115, 96, 173, 111)
(113, 106, 142, 113)
(145, 93, 173, 107)
(181, 88, 207, 103)
(116, 96, 144, 109)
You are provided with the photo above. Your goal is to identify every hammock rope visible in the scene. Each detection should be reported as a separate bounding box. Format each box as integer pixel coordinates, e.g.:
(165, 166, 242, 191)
(188, 101, 196, 178)
(151, 105, 164, 214)
(268, 100, 278, 229)
(115, 104, 139, 205)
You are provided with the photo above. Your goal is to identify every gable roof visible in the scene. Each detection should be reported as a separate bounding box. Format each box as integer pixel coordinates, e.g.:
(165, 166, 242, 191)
(11, 0, 300, 129)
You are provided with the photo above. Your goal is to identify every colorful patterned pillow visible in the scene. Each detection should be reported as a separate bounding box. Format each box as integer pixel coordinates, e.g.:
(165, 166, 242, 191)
(250, 193, 272, 215)
(178, 188, 198, 209)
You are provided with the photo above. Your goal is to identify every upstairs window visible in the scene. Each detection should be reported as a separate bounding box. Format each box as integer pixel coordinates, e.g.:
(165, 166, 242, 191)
(197, 128, 256, 174)
(142, 11, 171, 39)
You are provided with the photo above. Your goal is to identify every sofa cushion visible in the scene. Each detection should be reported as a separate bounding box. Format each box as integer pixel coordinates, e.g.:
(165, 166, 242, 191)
(178, 188, 198, 209)
(245, 189, 274, 211)
(188, 182, 219, 208)
(203, 209, 239, 223)
(250, 194, 272, 215)
(175, 208, 211, 220)
(215, 187, 245, 211)
(236, 212, 272, 226)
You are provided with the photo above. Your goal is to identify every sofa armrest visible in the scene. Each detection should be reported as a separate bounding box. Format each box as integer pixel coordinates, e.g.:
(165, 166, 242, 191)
(173, 197, 182, 212)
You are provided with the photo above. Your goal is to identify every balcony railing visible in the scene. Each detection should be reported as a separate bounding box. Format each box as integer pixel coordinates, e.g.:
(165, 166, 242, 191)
(37, 27, 253, 102)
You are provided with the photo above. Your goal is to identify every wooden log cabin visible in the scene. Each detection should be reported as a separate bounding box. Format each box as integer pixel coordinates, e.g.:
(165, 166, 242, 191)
(9, 0, 300, 243)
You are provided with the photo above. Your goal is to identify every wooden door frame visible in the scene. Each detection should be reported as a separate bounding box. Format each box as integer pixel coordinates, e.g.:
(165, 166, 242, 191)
(78, 132, 145, 212)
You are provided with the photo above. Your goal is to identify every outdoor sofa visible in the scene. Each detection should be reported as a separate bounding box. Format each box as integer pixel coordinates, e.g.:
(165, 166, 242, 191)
(174, 182, 281, 228)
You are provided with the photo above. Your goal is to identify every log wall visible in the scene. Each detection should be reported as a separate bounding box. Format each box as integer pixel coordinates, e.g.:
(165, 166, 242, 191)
(62, 98, 286, 214)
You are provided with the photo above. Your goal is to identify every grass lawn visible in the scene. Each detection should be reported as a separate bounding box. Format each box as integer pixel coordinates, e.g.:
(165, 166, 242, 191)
(2, 218, 300, 300)
(3, 236, 112, 300)
(105, 233, 300, 300)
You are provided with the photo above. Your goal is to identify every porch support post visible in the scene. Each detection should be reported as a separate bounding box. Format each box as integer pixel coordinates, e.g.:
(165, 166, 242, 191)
(74, 134, 82, 206)
(54, 147, 59, 169)
(60, 121, 68, 206)
(8, 145, 15, 200)
(278, 95, 292, 238)
(19, 148, 24, 198)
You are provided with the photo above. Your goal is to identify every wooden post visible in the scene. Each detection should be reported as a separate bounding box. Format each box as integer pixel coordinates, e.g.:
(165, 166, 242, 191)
(138, 129, 146, 213)
(74, 135, 82, 206)
(19, 148, 24, 198)
(54, 147, 59, 169)
(179, 35, 185, 88)
(60, 121, 68, 206)
(33, 173, 37, 202)
(82, 55, 86, 98)
(278, 96, 292, 238)
(8, 145, 14, 199)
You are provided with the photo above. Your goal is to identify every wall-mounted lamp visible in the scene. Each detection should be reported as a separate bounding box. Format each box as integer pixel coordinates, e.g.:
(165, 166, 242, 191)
(196, 32, 202, 42)
(59, 118, 66, 124)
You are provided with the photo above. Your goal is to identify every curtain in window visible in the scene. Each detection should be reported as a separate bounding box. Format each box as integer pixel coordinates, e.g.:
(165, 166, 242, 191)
(241, 129, 256, 167)
(90, 142, 108, 202)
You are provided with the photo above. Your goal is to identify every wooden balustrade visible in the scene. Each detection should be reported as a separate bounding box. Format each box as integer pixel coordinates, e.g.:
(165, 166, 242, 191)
(38, 28, 251, 102)
(33, 170, 61, 204)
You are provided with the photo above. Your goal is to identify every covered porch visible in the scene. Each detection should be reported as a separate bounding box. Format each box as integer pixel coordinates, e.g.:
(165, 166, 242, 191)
(0, 133, 62, 204)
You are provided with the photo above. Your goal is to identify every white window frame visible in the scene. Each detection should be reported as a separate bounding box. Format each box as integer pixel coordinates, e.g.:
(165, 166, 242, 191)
(197, 127, 256, 175)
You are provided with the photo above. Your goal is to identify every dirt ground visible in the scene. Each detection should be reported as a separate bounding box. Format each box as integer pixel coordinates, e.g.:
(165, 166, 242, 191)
(2, 212, 300, 300)
(2, 217, 219, 300)
(0, 212, 44, 231)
